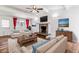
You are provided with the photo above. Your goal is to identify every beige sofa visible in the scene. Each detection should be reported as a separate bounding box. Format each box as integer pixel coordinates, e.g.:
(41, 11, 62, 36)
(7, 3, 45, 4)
(36, 35, 67, 53)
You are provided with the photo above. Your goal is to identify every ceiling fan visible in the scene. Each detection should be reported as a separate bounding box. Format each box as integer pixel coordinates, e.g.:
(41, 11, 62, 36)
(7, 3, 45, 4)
(26, 5, 43, 13)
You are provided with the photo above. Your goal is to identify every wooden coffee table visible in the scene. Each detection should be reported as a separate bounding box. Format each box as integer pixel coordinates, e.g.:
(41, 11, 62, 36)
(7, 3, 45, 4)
(17, 36, 37, 46)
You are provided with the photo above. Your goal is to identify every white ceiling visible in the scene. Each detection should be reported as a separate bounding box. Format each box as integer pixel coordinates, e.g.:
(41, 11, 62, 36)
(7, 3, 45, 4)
(0, 5, 72, 18)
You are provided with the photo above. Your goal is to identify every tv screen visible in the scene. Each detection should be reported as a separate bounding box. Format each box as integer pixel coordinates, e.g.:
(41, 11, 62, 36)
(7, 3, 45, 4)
(40, 16, 48, 22)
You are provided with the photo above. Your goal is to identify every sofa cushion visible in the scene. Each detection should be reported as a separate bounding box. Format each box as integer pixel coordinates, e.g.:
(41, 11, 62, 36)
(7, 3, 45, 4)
(11, 33, 21, 39)
(37, 38, 57, 53)
(8, 38, 21, 53)
(17, 35, 25, 45)
(17, 35, 24, 40)
(46, 37, 67, 53)
(23, 35, 28, 39)
(20, 32, 32, 37)
(55, 35, 64, 41)
(32, 40, 48, 53)
(20, 46, 32, 53)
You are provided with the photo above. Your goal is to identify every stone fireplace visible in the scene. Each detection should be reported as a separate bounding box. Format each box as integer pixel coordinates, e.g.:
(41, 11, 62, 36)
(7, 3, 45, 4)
(39, 24, 48, 34)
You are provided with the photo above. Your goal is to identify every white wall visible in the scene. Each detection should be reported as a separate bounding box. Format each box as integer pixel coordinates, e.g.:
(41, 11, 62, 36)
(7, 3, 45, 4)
(62, 6, 79, 43)
(48, 15, 57, 37)
(46, 6, 79, 43)
(55, 6, 79, 43)
(47, 9, 67, 37)
(31, 17, 39, 32)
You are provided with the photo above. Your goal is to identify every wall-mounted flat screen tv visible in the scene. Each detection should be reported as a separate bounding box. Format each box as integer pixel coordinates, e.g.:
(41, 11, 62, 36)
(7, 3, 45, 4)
(40, 16, 48, 22)
(58, 18, 69, 27)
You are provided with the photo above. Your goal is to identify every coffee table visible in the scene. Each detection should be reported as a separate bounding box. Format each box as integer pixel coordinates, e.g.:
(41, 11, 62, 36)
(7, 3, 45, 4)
(17, 36, 37, 46)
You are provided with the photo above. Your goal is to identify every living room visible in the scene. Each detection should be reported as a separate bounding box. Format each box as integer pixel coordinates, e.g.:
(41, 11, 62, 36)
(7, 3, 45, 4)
(0, 5, 79, 53)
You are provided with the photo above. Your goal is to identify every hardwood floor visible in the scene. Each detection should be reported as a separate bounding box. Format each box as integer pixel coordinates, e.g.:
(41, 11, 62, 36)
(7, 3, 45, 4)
(0, 37, 9, 53)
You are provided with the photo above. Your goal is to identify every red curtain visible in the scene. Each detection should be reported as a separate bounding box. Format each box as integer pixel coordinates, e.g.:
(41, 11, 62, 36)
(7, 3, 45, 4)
(26, 19, 29, 28)
(13, 17, 17, 29)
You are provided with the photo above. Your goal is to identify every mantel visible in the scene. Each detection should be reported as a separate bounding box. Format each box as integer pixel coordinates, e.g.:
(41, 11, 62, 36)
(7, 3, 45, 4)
(38, 22, 50, 24)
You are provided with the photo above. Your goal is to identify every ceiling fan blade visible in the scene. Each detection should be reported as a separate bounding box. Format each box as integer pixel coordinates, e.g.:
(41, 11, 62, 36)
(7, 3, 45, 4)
(33, 5, 36, 9)
(37, 8, 43, 10)
(37, 10, 39, 13)
(30, 11, 32, 12)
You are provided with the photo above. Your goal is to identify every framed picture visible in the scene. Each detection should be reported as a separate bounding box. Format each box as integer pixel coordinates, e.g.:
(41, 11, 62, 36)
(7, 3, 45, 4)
(58, 18, 69, 27)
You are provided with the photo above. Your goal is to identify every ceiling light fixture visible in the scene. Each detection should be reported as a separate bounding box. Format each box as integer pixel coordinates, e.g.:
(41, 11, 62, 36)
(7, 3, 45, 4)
(26, 5, 43, 13)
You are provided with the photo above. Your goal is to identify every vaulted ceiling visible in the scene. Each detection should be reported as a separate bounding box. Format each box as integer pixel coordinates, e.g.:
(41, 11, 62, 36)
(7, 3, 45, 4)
(0, 5, 72, 18)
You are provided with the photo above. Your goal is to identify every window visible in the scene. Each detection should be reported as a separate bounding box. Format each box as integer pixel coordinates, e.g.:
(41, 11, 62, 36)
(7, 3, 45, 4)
(1, 20, 9, 27)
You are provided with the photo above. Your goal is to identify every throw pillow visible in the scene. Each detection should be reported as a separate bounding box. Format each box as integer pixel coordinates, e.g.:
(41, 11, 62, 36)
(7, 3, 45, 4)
(37, 38, 57, 53)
